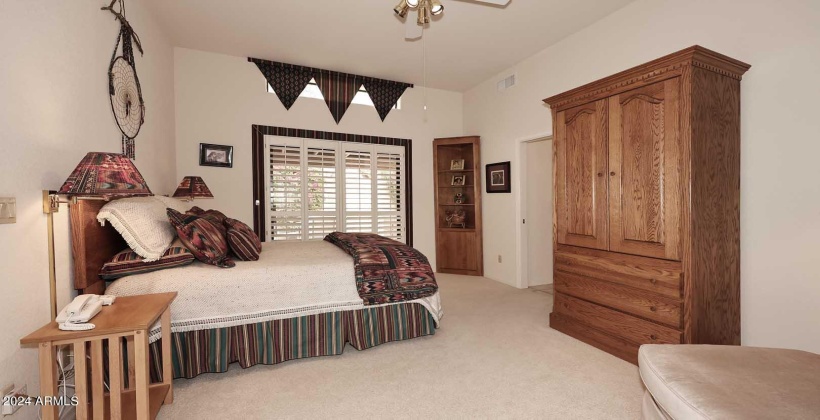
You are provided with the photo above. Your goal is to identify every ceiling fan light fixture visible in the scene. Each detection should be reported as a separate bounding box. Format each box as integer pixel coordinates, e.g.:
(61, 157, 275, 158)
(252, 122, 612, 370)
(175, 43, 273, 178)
(417, 2, 431, 25)
(393, 0, 410, 17)
(406, 0, 421, 8)
(430, 0, 444, 16)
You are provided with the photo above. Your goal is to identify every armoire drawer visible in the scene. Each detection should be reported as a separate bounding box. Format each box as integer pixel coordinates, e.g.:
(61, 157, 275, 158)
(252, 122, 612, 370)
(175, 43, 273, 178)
(552, 293, 681, 346)
(554, 270, 682, 328)
(555, 246, 683, 299)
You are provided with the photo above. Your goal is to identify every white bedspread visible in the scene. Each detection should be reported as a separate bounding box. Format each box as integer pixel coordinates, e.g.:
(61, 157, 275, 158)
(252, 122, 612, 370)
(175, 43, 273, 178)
(105, 240, 442, 342)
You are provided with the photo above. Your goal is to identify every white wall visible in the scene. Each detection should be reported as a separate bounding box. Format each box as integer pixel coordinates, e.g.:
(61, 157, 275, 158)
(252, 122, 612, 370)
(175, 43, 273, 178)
(464, 0, 820, 353)
(174, 48, 464, 269)
(0, 1, 176, 413)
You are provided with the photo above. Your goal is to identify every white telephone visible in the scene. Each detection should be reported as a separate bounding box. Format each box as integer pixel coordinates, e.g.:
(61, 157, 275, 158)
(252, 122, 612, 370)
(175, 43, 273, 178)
(56, 295, 116, 331)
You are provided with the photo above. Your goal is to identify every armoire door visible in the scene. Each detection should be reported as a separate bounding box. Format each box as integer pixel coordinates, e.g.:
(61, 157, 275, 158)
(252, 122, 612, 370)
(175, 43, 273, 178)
(555, 99, 609, 250)
(608, 78, 682, 260)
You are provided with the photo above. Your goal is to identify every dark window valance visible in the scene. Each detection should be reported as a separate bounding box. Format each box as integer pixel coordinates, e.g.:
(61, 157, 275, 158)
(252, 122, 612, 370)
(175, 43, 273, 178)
(249, 58, 413, 124)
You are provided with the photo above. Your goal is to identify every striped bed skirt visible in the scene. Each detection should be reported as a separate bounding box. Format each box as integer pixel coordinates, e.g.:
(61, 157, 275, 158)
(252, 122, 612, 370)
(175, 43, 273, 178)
(148, 302, 437, 380)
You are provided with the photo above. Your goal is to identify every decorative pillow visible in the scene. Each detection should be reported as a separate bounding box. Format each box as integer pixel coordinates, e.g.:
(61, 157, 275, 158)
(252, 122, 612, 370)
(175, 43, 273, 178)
(99, 240, 195, 280)
(224, 218, 262, 261)
(167, 208, 235, 268)
(97, 196, 189, 262)
(188, 208, 229, 235)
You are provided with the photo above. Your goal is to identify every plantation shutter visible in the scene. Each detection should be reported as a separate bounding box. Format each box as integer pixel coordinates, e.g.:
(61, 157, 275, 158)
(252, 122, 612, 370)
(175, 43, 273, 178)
(266, 138, 303, 241)
(342, 144, 374, 234)
(375, 148, 406, 242)
(264, 135, 406, 243)
(305, 140, 340, 239)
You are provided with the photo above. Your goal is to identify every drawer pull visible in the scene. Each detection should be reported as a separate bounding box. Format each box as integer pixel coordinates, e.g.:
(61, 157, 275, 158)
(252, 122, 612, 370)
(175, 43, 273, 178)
(650, 334, 658, 341)
(597, 172, 604, 177)
(650, 306, 657, 312)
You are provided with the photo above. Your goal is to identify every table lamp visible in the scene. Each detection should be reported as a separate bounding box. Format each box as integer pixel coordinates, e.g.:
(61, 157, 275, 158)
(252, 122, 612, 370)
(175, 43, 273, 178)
(171, 176, 213, 201)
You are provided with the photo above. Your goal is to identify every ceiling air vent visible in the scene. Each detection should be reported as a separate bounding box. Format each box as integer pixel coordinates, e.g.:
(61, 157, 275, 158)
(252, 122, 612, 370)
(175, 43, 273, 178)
(497, 74, 516, 92)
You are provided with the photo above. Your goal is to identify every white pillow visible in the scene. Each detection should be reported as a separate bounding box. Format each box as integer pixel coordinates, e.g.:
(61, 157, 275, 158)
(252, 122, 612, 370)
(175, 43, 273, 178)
(97, 196, 192, 262)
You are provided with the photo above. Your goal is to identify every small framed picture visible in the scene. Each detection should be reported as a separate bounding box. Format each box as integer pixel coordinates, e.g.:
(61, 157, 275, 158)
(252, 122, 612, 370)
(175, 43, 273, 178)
(200, 143, 233, 168)
(486, 161, 511, 193)
(451, 174, 467, 186)
(450, 159, 465, 170)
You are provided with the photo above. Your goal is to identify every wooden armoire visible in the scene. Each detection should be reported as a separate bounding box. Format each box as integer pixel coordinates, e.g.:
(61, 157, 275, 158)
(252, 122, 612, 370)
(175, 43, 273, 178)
(543, 46, 750, 364)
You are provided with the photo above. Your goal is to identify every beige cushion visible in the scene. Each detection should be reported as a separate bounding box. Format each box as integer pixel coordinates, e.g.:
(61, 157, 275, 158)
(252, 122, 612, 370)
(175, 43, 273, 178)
(639, 345, 820, 420)
(642, 390, 672, 420)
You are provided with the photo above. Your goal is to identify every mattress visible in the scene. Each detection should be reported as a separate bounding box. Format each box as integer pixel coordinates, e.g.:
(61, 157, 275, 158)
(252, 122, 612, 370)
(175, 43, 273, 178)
(106, 240, 442, 342)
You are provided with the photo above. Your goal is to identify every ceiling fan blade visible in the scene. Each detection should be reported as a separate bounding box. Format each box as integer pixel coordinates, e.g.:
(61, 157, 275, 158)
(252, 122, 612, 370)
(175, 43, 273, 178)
(405, 17, 423, 40)
(456, 0, 511, 5)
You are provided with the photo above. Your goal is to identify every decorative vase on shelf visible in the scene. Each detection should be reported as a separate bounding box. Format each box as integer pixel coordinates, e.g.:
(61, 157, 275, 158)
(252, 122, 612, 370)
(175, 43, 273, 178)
(454, 193, 466, 204)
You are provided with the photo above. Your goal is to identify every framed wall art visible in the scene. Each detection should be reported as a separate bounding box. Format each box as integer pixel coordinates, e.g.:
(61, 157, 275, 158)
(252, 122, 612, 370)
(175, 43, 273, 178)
(486, 161, 511, 193)
(199, 143, 234, 168)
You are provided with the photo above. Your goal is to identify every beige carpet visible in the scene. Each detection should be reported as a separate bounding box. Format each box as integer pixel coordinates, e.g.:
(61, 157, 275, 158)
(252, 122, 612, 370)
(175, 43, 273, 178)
(159, 274, 644, 419)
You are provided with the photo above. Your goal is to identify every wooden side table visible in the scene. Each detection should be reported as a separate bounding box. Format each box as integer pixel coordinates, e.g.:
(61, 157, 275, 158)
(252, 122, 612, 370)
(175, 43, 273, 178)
(21, 293, 177, 420)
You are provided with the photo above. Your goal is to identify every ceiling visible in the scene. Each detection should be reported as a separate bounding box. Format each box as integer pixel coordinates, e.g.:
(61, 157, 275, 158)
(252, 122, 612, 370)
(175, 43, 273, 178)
(144, 0, 635, 92)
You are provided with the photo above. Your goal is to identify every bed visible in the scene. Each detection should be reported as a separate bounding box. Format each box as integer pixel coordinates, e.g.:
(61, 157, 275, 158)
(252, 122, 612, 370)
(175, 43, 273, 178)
(69, 199, 441, 380)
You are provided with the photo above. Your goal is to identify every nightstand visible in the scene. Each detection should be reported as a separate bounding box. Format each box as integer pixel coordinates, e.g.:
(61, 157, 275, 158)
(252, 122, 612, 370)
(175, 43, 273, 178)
(21, 292, 177, 420)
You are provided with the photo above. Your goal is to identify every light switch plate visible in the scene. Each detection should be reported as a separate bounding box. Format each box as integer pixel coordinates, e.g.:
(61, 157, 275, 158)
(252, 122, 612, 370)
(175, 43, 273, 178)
(0, 198, 15, 224)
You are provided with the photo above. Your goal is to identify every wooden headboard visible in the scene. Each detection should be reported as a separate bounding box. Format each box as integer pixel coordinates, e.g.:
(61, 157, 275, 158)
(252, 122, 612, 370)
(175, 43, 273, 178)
(69, 199, 126, 295)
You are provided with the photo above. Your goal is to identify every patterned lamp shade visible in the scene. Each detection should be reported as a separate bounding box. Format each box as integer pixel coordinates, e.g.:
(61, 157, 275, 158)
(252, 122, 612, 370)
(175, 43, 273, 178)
(58, 152, 152, 197)
(172, 176, 214, 200)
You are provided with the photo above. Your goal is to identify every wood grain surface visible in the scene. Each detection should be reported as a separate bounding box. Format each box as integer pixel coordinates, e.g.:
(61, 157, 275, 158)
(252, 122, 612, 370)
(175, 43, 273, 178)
(609, 78, 683, 261)
(433, 136, 484, 276)
(545, 46, 748, 363)
(553, 293, 681, 345)
(555, 245, 682, 299)
(685, 68, 742, 345)
(555, 99, 609, 250)
(554, 270, 681, 327)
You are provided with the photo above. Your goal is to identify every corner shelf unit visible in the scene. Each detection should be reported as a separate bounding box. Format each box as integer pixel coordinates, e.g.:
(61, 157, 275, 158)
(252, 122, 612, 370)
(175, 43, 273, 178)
(433, 136, 484, 276)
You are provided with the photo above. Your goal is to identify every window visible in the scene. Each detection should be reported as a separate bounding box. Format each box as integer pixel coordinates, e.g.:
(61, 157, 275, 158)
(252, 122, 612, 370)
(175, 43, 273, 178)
(267, 80, 401, 109)
(264, 136, 406, 243)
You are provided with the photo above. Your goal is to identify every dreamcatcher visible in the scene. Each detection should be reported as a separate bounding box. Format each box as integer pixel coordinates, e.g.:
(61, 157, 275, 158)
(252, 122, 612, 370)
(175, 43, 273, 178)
(102, 0, 145, 159)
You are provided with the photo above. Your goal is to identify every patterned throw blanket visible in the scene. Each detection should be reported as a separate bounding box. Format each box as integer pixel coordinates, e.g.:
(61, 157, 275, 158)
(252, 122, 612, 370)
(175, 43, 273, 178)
(324, 232, 438, 305)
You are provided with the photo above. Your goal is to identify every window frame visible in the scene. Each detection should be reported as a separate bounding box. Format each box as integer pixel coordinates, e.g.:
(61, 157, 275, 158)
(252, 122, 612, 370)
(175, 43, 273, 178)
(252, 125, 414, 246)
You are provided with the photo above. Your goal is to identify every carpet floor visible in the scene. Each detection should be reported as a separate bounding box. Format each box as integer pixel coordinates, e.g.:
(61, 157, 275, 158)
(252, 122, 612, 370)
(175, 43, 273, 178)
(158, 274, 644, 419)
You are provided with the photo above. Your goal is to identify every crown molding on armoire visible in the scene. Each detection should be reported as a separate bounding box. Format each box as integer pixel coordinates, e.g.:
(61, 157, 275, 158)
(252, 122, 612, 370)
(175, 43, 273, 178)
(544, 45, 750, 111)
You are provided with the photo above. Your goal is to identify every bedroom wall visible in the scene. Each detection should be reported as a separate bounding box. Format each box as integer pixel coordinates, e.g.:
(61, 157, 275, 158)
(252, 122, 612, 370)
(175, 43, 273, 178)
(173, 48, 464, 269)
(463, 0, 820, 353)
(0, 0, 176, 413)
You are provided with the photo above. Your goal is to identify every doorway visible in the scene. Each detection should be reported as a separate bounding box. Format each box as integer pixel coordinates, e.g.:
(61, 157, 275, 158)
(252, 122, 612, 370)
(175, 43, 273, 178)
(515, 135, 553, 289)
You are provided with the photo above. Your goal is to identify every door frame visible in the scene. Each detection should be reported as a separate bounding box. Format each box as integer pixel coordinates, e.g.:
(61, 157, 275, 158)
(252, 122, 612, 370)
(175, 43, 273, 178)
(515, 132, 553, 289)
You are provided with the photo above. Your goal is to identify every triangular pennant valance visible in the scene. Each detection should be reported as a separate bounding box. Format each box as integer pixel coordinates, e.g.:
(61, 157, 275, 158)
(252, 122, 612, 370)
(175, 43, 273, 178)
(249, 58, 413, 124)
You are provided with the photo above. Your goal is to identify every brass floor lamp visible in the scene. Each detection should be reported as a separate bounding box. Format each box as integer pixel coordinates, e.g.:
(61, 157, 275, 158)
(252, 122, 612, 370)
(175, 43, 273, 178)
(43, 152, 153, 319)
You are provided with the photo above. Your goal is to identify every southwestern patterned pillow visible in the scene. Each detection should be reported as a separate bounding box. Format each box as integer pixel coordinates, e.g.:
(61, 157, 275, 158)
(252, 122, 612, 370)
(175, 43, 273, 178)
(187, 207, 228, 235)
(100, 241, 195, 280)
(224, 218, 262, 261)
(167, 208, 235, 268)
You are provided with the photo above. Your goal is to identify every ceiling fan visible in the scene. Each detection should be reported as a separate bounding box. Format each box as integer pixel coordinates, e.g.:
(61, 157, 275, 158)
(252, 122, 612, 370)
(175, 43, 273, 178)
(394, 0, 511, 40)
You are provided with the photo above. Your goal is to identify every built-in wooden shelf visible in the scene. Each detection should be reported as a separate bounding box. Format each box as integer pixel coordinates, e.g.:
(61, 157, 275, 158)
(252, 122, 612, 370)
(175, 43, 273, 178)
(433, 136, 484, 277)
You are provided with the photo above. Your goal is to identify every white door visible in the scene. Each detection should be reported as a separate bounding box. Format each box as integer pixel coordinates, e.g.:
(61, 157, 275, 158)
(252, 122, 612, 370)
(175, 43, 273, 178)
(526, 139, 553, 286)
